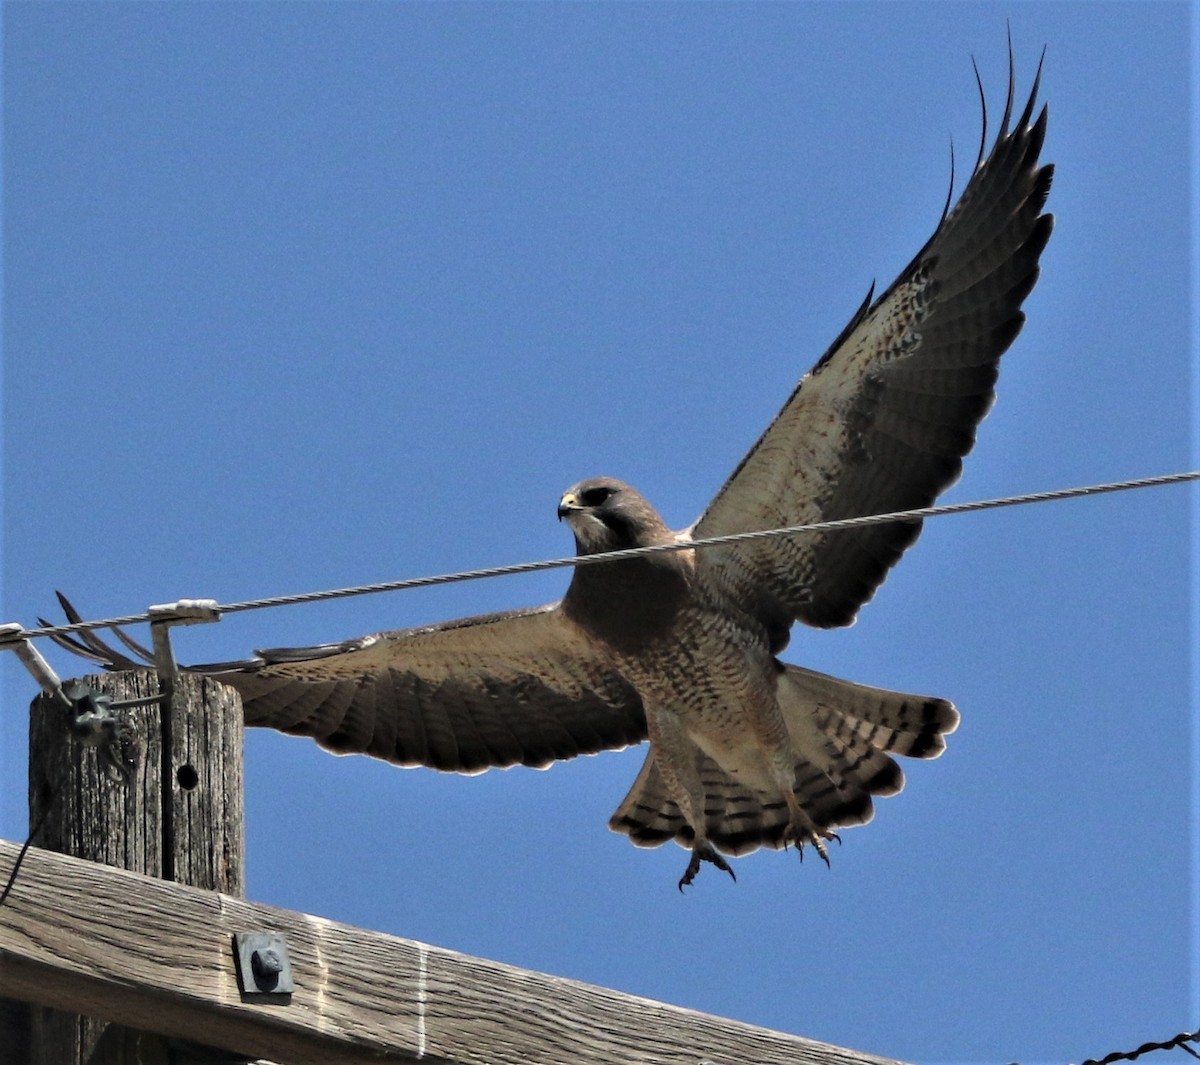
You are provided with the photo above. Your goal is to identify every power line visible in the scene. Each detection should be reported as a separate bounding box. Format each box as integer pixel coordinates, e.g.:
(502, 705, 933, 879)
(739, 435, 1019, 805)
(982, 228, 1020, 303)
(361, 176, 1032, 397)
(11, 469, 1199, 644)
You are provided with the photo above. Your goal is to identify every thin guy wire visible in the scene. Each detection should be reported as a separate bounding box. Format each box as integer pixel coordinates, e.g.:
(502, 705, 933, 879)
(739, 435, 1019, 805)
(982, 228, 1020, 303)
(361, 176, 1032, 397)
(15, 469, 1199, 642)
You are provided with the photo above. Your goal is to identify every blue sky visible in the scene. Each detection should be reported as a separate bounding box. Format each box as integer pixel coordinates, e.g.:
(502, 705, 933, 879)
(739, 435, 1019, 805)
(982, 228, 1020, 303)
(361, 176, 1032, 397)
(2, 4, 1196, 1064)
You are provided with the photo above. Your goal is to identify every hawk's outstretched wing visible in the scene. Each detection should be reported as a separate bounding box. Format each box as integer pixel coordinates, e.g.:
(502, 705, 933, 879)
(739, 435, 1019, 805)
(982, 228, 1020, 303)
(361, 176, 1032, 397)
(692, 57, 1053, 635)
(217, 605, 645, 771)
(49, 597, 644, 774)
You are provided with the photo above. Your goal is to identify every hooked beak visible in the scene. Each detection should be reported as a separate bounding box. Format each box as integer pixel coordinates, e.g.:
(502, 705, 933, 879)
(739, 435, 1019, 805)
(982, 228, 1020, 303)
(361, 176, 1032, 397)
(557, 492, 581, 521)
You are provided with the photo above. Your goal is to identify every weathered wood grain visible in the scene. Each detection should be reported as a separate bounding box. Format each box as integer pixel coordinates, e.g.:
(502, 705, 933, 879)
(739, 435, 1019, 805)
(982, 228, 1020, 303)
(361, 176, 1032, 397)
(0, 839, 908, 1065)
(13, 670, 244, 1063)
(27, 671, 245, 891)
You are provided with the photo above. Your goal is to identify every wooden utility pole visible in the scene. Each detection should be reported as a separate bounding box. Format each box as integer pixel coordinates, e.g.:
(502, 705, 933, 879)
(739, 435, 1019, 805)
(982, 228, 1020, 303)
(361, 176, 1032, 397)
(0, 839, 910, 1065)
(6, 669, 244, 1064)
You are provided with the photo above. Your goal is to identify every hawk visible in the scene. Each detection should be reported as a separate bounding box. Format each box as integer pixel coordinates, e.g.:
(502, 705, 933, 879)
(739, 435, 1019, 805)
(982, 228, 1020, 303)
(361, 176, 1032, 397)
(58, 54, 1052, 888)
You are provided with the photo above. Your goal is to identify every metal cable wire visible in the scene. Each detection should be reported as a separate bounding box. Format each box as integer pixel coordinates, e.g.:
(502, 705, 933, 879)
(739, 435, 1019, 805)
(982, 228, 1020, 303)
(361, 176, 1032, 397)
(13, 469, 1199, 642)
(1078, 1029, 1200, 1065)
(1003, 1030, 1200, 1065)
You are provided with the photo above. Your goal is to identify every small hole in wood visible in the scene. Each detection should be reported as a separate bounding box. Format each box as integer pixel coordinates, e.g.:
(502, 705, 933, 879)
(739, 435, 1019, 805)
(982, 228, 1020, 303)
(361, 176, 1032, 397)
(177, 764, 199, 790)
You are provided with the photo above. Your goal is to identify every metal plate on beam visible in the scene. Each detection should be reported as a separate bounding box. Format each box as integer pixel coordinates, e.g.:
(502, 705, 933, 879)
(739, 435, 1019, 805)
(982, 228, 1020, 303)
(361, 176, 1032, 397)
(233, 932, 294, 997)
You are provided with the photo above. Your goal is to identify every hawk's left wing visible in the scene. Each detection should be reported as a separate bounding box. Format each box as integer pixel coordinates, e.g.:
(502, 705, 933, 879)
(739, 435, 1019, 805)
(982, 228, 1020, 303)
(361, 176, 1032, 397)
(692, 57, 1053, 637)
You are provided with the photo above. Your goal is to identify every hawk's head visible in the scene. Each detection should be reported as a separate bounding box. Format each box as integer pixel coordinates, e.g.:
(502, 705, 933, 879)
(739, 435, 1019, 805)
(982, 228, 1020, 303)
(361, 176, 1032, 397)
(558, 477, 672, 555)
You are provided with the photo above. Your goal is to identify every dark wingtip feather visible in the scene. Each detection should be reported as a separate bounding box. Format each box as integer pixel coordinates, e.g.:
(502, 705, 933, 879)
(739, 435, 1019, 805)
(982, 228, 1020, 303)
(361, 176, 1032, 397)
(1018, 45, 1048, 134)
(996, 27, 1017, 140)
(938, 138, 957, 231)
(970, 55, 988, 174)
(189, 656, 268, 673)
(44, 592, 151, 670)
(1031, 166, 1055, 218)
(36, 621, 116, 666)
(253, 638, 368, 664)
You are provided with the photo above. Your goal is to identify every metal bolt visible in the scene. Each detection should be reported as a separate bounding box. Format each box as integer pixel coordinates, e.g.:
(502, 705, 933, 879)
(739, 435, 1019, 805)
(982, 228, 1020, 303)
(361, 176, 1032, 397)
(233, 932, 294, 995)
(251, 948, 283, 979)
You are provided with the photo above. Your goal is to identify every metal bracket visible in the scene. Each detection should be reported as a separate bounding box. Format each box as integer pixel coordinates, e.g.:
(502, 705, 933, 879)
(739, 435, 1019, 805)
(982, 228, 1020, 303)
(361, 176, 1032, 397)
(1, 623, 141, 777)
(0, 622, 72, 711)
(62, 682, 142, 778)
(233, 932, 294, 997)
(148, 599, 221, 688)
(5, 597, 219, 775)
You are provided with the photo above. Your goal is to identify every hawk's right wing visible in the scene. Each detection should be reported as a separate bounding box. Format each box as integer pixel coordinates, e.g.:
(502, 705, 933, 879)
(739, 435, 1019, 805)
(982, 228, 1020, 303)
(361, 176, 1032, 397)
(49, 598, 646, 774)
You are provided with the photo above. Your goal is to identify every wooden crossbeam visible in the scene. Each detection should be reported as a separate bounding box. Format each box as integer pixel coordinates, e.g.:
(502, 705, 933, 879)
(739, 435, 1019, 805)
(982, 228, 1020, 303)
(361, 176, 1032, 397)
(0, 839, 907, 1065)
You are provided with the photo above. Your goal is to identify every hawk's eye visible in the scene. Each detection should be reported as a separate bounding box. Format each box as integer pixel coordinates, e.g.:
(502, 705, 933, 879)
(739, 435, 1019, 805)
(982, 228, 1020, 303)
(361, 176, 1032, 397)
(580, 485, 614, 507)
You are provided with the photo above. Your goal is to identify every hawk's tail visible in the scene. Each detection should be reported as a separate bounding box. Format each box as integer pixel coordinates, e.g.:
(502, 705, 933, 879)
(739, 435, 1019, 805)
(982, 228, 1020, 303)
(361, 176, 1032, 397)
(608, 665, 958, 857)
(782, 663, 960, 761)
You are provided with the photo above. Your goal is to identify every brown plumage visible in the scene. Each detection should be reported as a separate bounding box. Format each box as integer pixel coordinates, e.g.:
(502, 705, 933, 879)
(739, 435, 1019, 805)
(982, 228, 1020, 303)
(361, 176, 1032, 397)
(53, 51, 1051, 888)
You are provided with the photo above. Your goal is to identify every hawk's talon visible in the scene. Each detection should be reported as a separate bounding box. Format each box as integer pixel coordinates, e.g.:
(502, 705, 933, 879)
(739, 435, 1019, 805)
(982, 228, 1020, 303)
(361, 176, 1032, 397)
(678, 841, 736, 891)
(788, 825, 838, 868)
